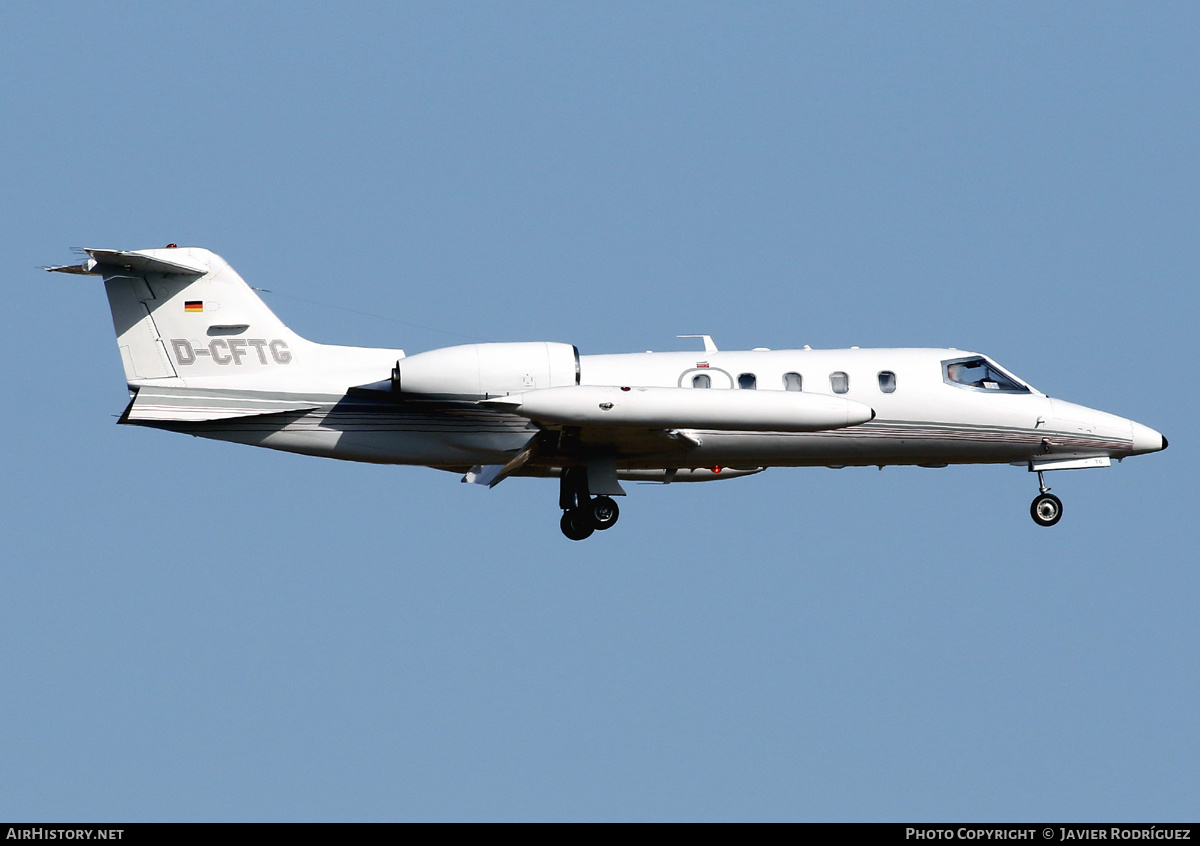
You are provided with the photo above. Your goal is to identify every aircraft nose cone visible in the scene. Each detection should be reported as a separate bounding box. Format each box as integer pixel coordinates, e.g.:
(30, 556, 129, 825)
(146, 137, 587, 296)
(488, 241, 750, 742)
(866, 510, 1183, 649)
(1130, 421, 1167, 455)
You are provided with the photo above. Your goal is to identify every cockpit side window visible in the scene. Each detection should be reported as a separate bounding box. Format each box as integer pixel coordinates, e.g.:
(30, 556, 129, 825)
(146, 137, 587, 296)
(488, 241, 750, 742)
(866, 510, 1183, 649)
(942, 357, 1028, 393)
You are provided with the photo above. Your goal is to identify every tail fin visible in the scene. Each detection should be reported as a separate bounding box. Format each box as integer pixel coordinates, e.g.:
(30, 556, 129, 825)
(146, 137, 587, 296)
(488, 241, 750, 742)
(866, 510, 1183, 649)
(50, 247, 310, 384)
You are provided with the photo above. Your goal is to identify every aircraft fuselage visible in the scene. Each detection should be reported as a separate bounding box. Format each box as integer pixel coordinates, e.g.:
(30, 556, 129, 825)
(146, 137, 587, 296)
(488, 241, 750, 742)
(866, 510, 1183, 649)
(154, 346, 1157, 473)
(52, 246, 1166, 536)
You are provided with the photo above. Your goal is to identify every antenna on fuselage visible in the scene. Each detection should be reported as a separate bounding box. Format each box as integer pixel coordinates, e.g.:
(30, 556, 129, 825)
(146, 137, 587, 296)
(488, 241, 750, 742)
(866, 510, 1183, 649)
(677, 334, 718, 354)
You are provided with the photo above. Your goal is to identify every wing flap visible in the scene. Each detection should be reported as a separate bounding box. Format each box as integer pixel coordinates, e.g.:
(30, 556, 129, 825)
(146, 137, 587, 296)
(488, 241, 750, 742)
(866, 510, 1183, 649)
(462, 433, 541, 487)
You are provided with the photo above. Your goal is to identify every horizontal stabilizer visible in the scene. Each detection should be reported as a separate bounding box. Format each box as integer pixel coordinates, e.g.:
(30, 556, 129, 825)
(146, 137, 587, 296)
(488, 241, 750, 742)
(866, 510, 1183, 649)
(125, 386, 321, 422)
(45, 248, 207, 277)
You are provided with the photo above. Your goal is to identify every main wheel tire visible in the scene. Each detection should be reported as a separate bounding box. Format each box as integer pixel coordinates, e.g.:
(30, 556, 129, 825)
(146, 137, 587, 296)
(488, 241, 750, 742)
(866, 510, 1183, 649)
(590, 496, 620, 531)
(1031, 493, 1063, 527)
(560, 508, 595, 541)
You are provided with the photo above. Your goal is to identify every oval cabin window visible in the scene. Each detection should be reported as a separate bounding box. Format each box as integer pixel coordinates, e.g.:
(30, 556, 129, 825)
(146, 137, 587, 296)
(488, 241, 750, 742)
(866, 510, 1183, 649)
(783, 372, 802, 391)
(830, 372, 849, 394)
(692, 374, 711, 389)
(878, 371, 896, 393)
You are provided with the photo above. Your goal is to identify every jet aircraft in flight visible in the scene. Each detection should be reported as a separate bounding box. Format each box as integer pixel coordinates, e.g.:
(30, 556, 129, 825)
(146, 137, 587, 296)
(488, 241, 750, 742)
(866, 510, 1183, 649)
(50, 246, 1168, 540)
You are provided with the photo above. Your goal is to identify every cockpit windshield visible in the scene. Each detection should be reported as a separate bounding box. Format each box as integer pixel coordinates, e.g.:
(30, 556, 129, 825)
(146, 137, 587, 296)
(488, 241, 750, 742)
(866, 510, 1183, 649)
(943, 356, 1029, 393)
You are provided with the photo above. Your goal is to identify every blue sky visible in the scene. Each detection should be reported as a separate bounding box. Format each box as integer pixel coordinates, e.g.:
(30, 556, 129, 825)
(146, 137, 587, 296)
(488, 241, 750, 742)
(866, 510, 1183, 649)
(1, 2, 1196, 821)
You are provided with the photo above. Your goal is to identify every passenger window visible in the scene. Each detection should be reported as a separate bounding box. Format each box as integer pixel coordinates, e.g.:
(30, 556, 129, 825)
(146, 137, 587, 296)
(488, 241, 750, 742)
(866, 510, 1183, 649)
(783, 372, 802, 391)
(738, 373, 757, 390)
(830, 372, 849, 394)
(692, 374, 711, 389)
(878, 371, 896, 393)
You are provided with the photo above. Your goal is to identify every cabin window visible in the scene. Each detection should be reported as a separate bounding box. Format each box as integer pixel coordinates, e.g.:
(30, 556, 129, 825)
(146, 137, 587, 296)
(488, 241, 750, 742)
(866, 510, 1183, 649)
(943, 357, 1028, 393)
(878, 371, 897, 393)
(783, 372, 802, 392)
(830, 372, 849, 394)
(738, 373, 757, 390)
(692, 374, 711, 389)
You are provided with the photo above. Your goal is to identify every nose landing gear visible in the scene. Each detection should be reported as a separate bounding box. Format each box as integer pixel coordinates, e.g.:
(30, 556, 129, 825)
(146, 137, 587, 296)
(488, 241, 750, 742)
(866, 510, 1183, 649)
(1030, 470, 1063, 527)
(1031, 493, 1063, 526)
(559, 468, 621, 540)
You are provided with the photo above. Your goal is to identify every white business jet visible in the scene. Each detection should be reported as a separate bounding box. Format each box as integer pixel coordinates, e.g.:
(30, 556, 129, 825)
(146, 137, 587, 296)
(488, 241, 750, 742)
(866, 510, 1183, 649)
(50, 246, 1167, 540)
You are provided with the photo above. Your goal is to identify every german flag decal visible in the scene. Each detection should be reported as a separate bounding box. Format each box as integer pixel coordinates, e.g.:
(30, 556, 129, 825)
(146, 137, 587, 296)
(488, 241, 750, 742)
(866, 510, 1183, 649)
(185, 301, 203, 313)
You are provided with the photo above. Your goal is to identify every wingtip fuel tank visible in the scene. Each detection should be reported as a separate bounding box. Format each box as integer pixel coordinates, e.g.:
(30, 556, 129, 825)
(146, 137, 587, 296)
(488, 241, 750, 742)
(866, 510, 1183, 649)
(483, 385, 875, 432)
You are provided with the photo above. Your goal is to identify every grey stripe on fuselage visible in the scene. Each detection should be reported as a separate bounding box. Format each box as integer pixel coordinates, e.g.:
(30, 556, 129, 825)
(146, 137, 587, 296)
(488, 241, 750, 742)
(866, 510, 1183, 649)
(127, 388, 1130, 468)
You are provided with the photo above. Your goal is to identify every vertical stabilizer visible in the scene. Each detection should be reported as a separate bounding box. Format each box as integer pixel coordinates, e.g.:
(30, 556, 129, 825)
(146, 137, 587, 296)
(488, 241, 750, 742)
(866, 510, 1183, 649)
(51, 247, 312, 385)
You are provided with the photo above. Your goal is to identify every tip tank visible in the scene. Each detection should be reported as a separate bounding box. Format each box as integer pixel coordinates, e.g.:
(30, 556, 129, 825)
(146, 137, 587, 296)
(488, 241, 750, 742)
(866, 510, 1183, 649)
(483, 385, 875, 432)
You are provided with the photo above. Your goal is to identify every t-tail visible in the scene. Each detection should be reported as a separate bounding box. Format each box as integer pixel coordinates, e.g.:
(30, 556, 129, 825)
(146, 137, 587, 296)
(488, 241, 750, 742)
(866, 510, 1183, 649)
(49, 247, 316, 382)
(49, 246, 404, 422)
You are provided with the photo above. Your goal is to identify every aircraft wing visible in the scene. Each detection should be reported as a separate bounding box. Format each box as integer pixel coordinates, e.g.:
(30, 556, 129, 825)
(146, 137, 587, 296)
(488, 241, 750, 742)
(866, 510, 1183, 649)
(462, 385, 875, 488)
(462, 434, 542, 487)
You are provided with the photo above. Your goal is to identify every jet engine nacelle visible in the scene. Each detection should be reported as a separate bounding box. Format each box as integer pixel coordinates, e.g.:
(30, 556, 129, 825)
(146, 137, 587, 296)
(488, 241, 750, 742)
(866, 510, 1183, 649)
(395, 342, 579, 399)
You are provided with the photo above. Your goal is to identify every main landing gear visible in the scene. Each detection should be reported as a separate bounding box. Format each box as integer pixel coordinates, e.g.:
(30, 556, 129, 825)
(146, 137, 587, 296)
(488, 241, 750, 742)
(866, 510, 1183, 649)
(559, 467, 620, 541)
(1030, 470, 1063, 527)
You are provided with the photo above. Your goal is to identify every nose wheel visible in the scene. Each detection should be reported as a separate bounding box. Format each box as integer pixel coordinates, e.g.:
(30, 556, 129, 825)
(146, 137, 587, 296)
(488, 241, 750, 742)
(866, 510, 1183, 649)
(1029, 469, 1063, 527)
(1031, 492, 1063, 527)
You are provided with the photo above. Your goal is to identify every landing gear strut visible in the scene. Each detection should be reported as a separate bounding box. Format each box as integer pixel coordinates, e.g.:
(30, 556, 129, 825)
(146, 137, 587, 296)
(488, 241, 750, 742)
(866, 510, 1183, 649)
(559, 468, 620, 540)
(1030, 470, 1063, 527)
